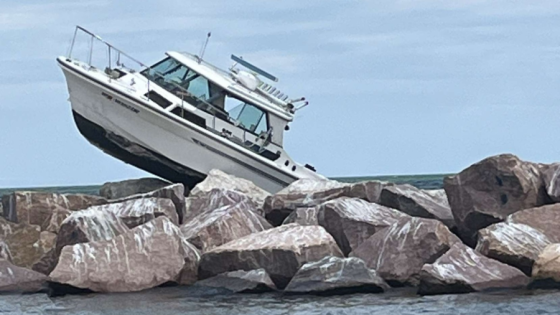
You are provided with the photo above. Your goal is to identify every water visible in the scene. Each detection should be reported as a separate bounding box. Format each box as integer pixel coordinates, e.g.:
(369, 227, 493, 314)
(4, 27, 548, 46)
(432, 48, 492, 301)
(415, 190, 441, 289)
(2, 287, 560, 314)
(0, 174, 449, 197)
(3, 174, 557, 314)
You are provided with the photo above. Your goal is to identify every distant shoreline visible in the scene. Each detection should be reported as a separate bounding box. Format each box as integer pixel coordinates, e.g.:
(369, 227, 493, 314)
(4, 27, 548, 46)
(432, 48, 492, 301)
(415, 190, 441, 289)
(0, 174, 451, 196)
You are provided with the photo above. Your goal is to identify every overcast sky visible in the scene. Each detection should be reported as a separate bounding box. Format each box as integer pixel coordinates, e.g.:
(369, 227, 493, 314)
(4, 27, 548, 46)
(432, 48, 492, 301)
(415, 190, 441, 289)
(1, 1, 560, 188)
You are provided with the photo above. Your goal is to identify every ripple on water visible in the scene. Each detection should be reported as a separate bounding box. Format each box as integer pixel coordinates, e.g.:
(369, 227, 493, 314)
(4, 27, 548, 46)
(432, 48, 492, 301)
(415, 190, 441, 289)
(1, 287, 560, 315)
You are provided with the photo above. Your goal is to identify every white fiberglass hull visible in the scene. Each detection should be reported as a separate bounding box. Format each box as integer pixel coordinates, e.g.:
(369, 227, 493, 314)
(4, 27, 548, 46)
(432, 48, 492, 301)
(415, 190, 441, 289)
(59, 59, 315, 193)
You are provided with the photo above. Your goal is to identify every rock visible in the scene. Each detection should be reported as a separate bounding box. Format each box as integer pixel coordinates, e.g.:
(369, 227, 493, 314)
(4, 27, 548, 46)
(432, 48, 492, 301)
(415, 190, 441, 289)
(99, 177, 171, 200)
(507, 204, 560, 242)
(175, 240, 201, 285)
(351, 217, 461, 286)
(444, 154, 548, 246)
(425, 189, 450, 207)
(41, 206, 71, 234)
(39, 231, 57, 251)
(198, 224, 344, 289)
(181, 201, 271, 252)
(475, 222, 551, 275)
(114, 184, 187, 224)
(284, 256, 389, 295)
(195, 269, 277, 293)
(0, 259, 47, 293)
(542, 163, 560, 202)
(86, 198, 178, 229)
(191, 169, 269, 208)
(184, 188, 262, 224)
(264, 179, 349, 226)
(532, 243, 560, 286)
(35, 208, 129, 276)
(0, 241, 12, 262)
(378, 184, 455, 229)
(419, 243, 529, 295)
(0, 217, 46, 268)
(264, 179, 390, 226)
(346, 180, 389, 203)
(1, 191, 106, 226)
(282, 207, 319, 226)
(316, 197, 409, 255)
(49, 217, 195, 293)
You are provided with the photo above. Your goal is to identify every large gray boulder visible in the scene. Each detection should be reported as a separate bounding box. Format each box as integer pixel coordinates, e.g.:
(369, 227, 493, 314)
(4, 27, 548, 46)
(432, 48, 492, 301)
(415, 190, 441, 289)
(284, 256, 389, 295)
(532, 243, 560, 286)
(49, 217, 198, 292)
(0, 217, 49, 269)
(476, 222, 551, 275)
(184, 188, 262, 224)
(282, 207, 319, 226)
(444, 154, 548, 246)
(351, 217, 461, 286)
(263, 179, 387, 226)
(541, 163, 560, 202)
(419, 243, 529, 295)
(99, 177, 171, 200)
(1, 191, 106, 226)
(113, 183, 187, 224)
(0, 259, 47, 293)
(32, 208, 129, 275)
(190, 169, 270, 208)
(195, 269, 277, 293)
(316, 197, 409, 255)
(507, 204, 560, 242)
(378, 184, 455, 229)
(180, 201, 272, 252)
(198, 224, 344, 289)
(85, 198, 178, 229)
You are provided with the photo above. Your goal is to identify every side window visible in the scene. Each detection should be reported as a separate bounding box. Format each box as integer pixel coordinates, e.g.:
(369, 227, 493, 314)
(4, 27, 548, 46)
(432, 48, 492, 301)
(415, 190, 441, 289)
(186, 75, 210, 100)
(255, 114, 268, 134)
(237, 104, 267, 134)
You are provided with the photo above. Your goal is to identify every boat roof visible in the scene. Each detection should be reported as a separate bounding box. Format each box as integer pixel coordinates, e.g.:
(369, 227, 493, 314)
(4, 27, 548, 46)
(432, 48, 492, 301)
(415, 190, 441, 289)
(167, 51, 295, 121)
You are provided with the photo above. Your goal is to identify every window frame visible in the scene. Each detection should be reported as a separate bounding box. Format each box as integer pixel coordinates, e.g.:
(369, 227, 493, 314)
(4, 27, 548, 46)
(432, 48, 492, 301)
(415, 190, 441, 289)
(142, 57, 272, 137)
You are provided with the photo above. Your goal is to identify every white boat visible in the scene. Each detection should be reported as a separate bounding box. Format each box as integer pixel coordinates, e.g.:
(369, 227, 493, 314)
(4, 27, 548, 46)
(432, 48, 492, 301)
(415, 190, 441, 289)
(57, 26, 325, 193)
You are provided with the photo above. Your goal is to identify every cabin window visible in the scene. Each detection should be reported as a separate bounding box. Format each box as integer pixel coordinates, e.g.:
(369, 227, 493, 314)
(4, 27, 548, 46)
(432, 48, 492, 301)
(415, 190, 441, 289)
(143, 57, 270, 135)
(227, 102, 268, 135)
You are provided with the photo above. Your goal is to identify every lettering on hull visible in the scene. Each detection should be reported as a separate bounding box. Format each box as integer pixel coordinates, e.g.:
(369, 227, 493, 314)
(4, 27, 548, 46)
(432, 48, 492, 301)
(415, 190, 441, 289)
(102, 92, 139, 114)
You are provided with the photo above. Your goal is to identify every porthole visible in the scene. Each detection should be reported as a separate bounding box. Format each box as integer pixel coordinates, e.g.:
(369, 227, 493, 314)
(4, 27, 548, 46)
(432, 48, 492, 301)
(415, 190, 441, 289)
(284, 160, 289, 166)
(292, 166, 296, 171)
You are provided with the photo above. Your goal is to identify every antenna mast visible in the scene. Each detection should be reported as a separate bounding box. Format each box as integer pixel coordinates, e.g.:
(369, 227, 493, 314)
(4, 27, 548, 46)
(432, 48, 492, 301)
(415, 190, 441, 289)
(198, 32, 211, 64)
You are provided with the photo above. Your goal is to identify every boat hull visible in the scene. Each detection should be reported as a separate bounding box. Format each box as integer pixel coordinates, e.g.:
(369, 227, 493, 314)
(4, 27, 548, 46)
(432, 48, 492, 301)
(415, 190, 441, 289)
(60, 60, 301, 193)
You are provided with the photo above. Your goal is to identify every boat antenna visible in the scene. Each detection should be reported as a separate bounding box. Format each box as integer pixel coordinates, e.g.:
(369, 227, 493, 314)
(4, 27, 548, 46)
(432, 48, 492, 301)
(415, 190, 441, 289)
(198, 32, 212, 64)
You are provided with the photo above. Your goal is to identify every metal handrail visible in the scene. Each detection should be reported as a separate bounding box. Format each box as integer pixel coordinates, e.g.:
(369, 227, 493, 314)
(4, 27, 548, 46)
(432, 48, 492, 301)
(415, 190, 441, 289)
(67, 25, 229, 118)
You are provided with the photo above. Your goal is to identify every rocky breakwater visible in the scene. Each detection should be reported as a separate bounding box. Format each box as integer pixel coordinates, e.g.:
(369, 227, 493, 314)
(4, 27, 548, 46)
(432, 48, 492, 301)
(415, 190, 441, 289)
(2, 152, 560, 297)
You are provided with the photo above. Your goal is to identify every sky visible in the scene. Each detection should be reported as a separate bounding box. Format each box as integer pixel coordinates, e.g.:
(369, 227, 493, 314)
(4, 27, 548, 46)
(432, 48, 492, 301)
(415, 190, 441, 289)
(1, 0, 560, 188)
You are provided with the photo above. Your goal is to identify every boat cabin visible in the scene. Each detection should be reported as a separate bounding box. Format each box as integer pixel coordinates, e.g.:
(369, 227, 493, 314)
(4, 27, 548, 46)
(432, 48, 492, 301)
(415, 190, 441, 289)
(137, 52, 296, 156)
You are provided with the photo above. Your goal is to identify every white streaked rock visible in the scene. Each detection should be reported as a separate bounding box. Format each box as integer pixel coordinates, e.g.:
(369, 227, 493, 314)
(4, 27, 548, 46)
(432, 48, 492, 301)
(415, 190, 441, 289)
(86, 198, 178, 228)
(180, 201, 272, 252)
(199, 224, 344, 289)
(285, 256, 389, 295)
(190, 169, 270, 208)
(419, 243, 529, 294)
(317, 197, 409, 255)
(476, 222, 552, 275)
(49, 217, 198, 292)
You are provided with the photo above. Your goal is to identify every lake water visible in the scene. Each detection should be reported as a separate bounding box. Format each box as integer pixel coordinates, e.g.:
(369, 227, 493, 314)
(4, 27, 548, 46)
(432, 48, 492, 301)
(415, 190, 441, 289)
(2, 174, 558, 314)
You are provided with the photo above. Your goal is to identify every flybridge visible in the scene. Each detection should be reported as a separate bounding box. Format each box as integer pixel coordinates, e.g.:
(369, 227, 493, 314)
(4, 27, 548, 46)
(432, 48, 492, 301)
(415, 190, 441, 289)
(226, 54, 309, 114)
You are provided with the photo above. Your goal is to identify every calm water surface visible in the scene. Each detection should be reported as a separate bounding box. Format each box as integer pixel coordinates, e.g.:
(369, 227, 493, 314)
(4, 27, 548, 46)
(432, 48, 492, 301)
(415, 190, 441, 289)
(1, 287, 560, 315)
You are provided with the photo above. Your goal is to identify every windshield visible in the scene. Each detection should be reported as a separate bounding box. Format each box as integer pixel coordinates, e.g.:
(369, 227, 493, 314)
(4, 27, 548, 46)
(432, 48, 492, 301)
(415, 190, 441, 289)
(142, 57, 269, 135)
